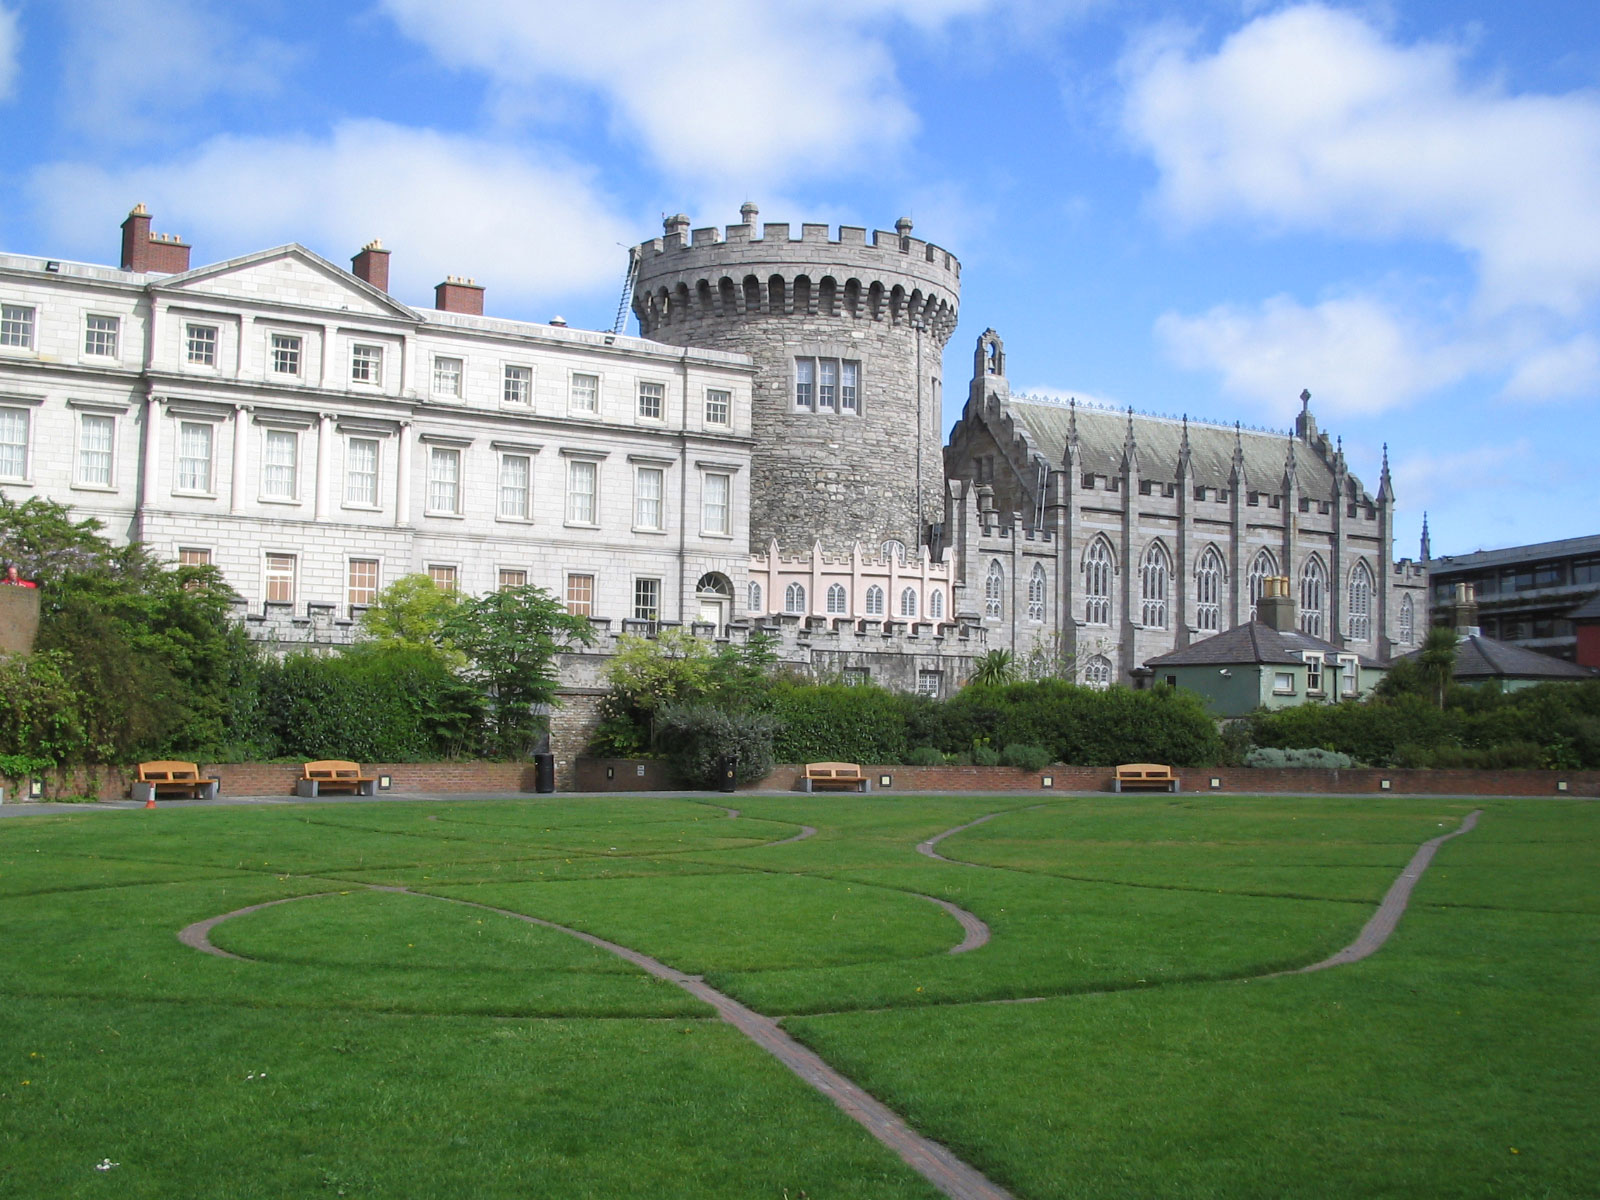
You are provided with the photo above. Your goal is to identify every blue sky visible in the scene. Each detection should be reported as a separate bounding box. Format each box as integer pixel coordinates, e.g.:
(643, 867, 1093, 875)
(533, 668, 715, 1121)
(1, 0, 1596, 558)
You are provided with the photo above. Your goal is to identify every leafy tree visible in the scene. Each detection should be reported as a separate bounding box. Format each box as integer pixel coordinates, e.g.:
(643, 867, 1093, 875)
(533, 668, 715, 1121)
(654, 702, 777, 787)
(444, 585, 594, 757)
(357, 574, 463, 664)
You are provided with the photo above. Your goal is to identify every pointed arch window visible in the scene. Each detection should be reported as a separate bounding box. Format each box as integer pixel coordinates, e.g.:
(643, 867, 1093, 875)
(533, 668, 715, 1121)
(1027, 564, 1046, 622)
(1083, 539, 1112, 625)
(826, 583, 848, 615)
(1083, 654, 1113, 690)
(1248, 550, 1278, 620)
(928, 589, 944, 619)
(984, 560, 1004, 620)
(748, 582, 763, 613)
(1196, 546, 1224, 632)
(865, 584, 885, 616)
(900, 587, 918, 618)
(1398, 593, 1415, 645)
(1140, 542, 1171, 629)
(1348, 561, 1374, 641)
(1299, 557, 1327, 638)
(784, 582, 806, 615)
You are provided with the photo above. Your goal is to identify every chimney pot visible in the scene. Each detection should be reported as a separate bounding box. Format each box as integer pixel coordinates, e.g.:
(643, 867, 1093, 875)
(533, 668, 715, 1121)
(434, 277, 485, 315)
(351, 239, 391, 292)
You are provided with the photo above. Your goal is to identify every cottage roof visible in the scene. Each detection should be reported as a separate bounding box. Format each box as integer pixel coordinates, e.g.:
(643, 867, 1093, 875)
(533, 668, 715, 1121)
(1146, 621, 1386, 669)
(1398, 634, 1599, 681)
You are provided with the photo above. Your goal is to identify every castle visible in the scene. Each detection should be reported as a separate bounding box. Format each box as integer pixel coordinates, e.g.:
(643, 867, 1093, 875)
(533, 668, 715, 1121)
(0, 204, 1426, 715)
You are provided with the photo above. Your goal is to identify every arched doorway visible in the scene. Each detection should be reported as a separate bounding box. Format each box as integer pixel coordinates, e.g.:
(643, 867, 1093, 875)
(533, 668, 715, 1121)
(696, 572, 733, 629)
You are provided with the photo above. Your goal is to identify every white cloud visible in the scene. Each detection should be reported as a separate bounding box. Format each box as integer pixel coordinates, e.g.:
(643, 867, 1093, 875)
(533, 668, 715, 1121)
(1121, 4, 1600, 316)
(1500, 334, 1600, 401)
(58, 0, 295, 139)
(1155, 292, 1484, 420)
(379, 0, 1078, 184)
(1392, 439, 1533, 515)
(28, 122, 635, 307)
(0, 5, 18, 102)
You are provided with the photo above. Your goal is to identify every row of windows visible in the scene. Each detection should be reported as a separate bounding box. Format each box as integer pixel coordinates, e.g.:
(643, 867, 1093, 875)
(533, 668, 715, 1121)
(1, 305, 123, 357)
(747, 581, 947, 619)
(0, 408, 733, 535)
(1433, 555, 1600, 602)
(794, 357, 861, 414)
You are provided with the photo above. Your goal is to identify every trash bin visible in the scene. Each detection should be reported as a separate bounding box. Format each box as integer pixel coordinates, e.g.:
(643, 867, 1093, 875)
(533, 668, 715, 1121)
(718, 755, 737, 793)
(533, 752, 556, 794)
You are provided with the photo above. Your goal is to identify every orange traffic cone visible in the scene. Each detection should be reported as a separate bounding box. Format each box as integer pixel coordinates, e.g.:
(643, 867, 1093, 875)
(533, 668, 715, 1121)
(144, 796, 157, 809)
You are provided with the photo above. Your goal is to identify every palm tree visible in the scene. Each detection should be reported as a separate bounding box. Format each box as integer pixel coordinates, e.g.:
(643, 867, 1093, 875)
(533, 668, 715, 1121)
(968, 649, 1016, 688)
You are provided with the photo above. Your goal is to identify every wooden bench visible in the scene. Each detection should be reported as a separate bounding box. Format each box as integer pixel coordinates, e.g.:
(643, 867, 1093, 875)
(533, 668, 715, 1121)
(801, 762, 871, 793)
(296, 760, 379, 798)
(1112, 763, 1180, 793)
(132, 761, 218, 802)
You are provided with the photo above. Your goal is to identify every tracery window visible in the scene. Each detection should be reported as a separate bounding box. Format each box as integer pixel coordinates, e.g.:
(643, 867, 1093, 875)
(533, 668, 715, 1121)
(748, 582, 763, 613)
(1299, 557, 1327, 637)
(1083, 655, 1113, 690)
(1027, 564, 1046, 622)
(826, 583, 848, 614)
(1195, 545, 1223, 632)
(1248, 550, 1278, 620)
(984, 560, 1004, 620)
(1348, 561, 1374, 641)
(928, 589, 944, 619)
(1398, 593, 1415, 645)
(1140, 542, 1170, 629)
(1083, 539, 1112, 625)
(784, 582, 807, 614)
(900, 587, 918, 618)
(865, 584, 885, 616)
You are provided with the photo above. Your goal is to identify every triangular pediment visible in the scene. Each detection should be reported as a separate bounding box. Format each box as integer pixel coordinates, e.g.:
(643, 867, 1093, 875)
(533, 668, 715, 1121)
(154, 245, 420, 322)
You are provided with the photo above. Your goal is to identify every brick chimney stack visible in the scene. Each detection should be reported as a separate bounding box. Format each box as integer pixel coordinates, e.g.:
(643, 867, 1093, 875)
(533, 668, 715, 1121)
(435, 276, 485, 315)
(351, 238, 390, 292)
(1258, 575, 1296, 632)
(120, 204, 192, 274)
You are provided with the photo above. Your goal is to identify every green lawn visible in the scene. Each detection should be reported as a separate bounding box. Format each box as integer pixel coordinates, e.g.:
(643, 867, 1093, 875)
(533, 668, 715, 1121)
(0, 793, 1593, 1198)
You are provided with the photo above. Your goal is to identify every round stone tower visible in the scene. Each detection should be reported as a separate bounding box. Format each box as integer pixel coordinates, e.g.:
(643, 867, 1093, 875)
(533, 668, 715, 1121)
(632, 207, 960, 554)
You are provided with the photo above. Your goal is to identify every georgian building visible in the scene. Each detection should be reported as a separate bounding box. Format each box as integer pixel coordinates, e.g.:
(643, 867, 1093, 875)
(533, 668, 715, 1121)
(0, 207, 756, 637)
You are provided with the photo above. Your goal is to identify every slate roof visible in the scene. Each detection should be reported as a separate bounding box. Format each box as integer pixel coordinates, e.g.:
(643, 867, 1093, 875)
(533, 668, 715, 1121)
(1397, 634, 1599, 681)
(1146, 621, 1386, 669)
(1428, 533, 1600, 574)
(999, 400, 1362, 498)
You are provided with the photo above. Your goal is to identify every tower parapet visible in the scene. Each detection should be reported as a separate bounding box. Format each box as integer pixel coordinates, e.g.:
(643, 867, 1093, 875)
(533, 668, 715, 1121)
(632, 208, 961, 555)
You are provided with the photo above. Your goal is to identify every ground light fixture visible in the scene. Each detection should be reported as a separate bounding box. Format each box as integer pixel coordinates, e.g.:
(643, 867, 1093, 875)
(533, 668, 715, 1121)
(1210, 778, 1221, 789)
(879, 774, 893, 788)
(1040, 775, 1053, 788)
(29, 777, 45, 799)
(378, 775, 392, 791)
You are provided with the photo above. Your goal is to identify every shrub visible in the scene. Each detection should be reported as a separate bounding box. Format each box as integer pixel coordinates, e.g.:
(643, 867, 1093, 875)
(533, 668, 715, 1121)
(653, 703, 776, 787)
(1244, 746, 1356, 769)
(904, 746, 945, 766)
(769, 682, 909, 765)
(972, 743, 1001, 766)
(999, 743, 1054, 771)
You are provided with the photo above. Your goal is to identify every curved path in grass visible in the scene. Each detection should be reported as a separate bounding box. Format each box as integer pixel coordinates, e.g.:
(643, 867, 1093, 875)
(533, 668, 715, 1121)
(178, 886, 1015, 1200)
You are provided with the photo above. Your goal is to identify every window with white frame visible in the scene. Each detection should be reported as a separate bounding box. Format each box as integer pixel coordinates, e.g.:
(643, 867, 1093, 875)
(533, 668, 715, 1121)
(351, 343, 383, 386)
(566, 573, 594, 617)
(826, 583, 848, 614)
(1304, 652, 1324, 694)
(985, 560, 1004, 620)
(1083, 655, 1113, 690)
(566, 458, 597, 524)
(427, 447, 461, 514)
(929, 589, 944, 619)
(865, 584, 885, 616)
(345, 437, 379, 507)
(1339, 655, 1359, 697)
(881, 540, 906, 564)
(637, 381, 664, 420)
(1028, 563, 1046, 622)
(1084, 540, 1112, 624)
(270, 333, 301, 376)
(0, 305, 34, 349)
(1196, 545, 1224, 632)
(499, 454, 531, 520)
(900, 587, 918, 619)
(784, 582, 806, 614)
(1248, 550, 1278, 619)
(432, 356, 463, 398)
(498, 568, 527, 590)
(348, 559, 379, 610)
(429, 564, 458, 592)
(1140, 542, 1170, 629)
(185, 324, 217, 366)
(793, 357, 861, 413)
(264, 553, 296, 604)
(569, 372, 599, 414)
(176, 421, 213, 492)
(0, 408, 28, 480)
(1348, 561, 1374, 640)
(1300, 557, 1327, 637)
(917, 670, 943, 697)
(261, 429, 298, 500)
(748, 581, 763, 613)
(77, 413, 114, 487)
(503, 364, 532, 405)
(1398, 594, 1415, 645)
(1273, 670, 1296, 694)
(633, 466, 663, 530)
(704, 388, 730, 426)
(634, 577, 660, 622)
(84, 315, 119, 358)
(702, 472, 730, 535)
